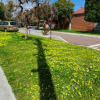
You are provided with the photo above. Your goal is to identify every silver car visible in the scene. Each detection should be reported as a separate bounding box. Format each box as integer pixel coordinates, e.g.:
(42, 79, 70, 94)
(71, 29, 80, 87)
(0, 21, 19, 32)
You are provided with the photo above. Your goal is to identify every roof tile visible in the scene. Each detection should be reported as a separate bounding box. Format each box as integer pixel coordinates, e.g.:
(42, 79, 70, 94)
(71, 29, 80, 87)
(73, 8, 85, 14)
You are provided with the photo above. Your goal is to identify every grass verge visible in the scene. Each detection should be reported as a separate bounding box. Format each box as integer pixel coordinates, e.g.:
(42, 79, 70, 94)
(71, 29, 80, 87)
(0, 31, 100, 100)
(53, 29, 100, 35)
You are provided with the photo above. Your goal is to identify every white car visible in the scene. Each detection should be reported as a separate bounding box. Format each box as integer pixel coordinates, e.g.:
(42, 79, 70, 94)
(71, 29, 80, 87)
(27, 24, 38, 29)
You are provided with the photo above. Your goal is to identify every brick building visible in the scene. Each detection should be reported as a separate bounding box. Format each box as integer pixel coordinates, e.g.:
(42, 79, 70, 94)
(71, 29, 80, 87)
(49, 7, 100, 31)
(71, 8, 94, 31)
(54, 7, 100, 31)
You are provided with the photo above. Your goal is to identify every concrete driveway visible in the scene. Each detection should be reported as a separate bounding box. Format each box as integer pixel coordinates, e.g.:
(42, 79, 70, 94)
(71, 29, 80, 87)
(19, 28, 100, 50)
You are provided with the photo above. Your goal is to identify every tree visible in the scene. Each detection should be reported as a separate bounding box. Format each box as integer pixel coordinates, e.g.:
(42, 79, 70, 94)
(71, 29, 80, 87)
(15, 0, 57, 39)
(15, 0, 52, 39)
(0, 2, 6, 20)
(54, 0, 75, 29)
(59, 0, 66, 3)
(16, 8, 37, 24)
(5, 0, 14, 20)
(84, 0, 100, 22)
(34, 2, 58, 28)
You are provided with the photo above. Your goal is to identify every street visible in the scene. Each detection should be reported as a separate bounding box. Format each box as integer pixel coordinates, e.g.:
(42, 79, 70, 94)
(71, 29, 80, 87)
(19, 28, 100, 50)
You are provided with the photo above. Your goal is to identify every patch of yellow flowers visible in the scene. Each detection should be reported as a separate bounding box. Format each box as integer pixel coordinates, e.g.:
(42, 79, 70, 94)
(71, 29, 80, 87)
(0, 32, 12, 47)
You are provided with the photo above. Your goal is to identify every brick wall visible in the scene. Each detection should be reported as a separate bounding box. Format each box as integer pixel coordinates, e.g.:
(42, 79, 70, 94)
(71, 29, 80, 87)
(54, 13, 94, 31)
(71, 14, 94, 31)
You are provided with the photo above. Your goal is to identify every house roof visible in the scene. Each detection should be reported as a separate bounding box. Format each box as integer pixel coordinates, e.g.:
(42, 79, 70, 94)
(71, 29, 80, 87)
(73, 8, 85, 15)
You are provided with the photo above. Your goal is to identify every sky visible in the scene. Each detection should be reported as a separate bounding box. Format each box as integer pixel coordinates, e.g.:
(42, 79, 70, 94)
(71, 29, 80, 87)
(2, 0, 85, 11)
(51, 0, 85, 11)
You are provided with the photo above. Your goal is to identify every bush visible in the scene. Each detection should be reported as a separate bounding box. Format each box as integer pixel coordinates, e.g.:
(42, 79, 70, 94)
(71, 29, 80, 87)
(42, 28, 49, 35)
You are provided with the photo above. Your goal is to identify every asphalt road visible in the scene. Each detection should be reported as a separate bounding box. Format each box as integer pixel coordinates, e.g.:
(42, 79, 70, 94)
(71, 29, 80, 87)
(51, 31, 100, 50)
(19, 28, 100, 50)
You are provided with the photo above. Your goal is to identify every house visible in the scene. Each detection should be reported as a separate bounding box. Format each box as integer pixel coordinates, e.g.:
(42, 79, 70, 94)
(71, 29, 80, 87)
(72, 7, 100, 31)
(71, 8, 93, 31)
(70, 8, 93, 31)
(54, 7, 100, 31)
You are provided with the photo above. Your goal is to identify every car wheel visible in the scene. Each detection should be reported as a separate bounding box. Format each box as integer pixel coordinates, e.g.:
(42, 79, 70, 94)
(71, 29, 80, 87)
(4, 28, 8, 32)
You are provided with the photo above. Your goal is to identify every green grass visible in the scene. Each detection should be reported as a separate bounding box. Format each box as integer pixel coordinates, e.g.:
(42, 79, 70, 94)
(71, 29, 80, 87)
(53, 29, 100, 35)
(0, 31, 100, 100)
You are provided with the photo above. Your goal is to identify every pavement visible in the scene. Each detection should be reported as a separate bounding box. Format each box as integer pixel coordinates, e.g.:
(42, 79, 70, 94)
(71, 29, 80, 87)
(0, 66, 16, 100)
(0, 29, 100, 100)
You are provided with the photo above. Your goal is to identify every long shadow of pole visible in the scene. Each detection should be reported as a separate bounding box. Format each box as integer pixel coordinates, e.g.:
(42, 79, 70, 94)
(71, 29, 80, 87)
(31, 39, 57, 100)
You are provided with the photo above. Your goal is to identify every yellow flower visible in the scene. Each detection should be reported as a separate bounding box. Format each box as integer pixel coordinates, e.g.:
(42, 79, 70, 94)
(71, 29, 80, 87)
(71, 78, 76, 82)
(31, 73, 33, 75)
(78, 92, 82, 97)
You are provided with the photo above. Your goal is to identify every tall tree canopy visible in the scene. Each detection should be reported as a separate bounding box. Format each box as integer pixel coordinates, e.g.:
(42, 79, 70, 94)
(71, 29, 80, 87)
(59, 0, 66, 3)
(5, 0, 14, 20)
(54, 0, 75, 28)
(34, 2, 58, 21)
(84, 0, 100, 22)
(0, 2, 6, 20)
(15, 0, 52, 39)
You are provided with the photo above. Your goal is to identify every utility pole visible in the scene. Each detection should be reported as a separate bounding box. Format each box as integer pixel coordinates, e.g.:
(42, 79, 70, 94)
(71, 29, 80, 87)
(69, 0, 72, 30)
(50, 11, 53, 39)
(69, 10, 71, 30)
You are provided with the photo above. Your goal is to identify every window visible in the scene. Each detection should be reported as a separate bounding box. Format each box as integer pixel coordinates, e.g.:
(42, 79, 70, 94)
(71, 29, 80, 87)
(0, 22, 4, 25)
(10, 22, 17, 25)
(3, 22, 8, 25)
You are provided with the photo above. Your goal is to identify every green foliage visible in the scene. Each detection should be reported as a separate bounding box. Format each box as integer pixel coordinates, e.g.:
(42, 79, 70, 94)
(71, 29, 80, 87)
(0, 2, 6, 20)
(33, 21, 37, 25)
(42, 28, 49, 35)
(5, 0, 14, 20)
(59, 0, 66, 3)
(54, 0, 75, 22)
(7, 1, 14, 12)
(84, 0, 100, 22)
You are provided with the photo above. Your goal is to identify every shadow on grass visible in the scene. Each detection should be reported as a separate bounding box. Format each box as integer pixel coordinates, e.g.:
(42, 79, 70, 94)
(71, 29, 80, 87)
(20, 35, 34, 40)
(31, 38, 57, 100)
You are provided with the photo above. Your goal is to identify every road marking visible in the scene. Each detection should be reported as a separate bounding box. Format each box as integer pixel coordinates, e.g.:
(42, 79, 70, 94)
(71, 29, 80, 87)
(56, 36, 69, 43)
(88, 44, 100, 47)
(88, 44, 100, 50)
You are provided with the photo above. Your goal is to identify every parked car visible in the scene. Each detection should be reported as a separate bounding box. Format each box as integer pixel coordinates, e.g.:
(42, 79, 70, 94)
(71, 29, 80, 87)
(27, 24, 38, 29)
(18, 24, 24, 28)
(0, 21, 19, 32)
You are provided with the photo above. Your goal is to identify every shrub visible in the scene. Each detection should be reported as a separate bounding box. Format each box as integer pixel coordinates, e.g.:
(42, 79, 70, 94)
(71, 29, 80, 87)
(42, 28, 49, 35)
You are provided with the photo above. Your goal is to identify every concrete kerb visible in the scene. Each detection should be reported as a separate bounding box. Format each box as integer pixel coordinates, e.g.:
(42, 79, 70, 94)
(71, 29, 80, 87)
(0, 66, 16, 100)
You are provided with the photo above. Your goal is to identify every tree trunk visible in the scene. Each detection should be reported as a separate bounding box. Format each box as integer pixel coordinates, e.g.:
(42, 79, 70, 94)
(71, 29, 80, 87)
(58, 22, 60, 29)
(63, 22, 64, 29)
(25, 23, 28, 39)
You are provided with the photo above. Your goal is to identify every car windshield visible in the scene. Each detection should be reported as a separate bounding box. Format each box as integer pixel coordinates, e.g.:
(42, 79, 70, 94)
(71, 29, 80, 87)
(10, 22, 17, 25)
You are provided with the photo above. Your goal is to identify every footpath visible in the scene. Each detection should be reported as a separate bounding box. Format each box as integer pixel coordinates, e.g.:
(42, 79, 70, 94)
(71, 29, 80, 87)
(0, 66, 16, 100)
